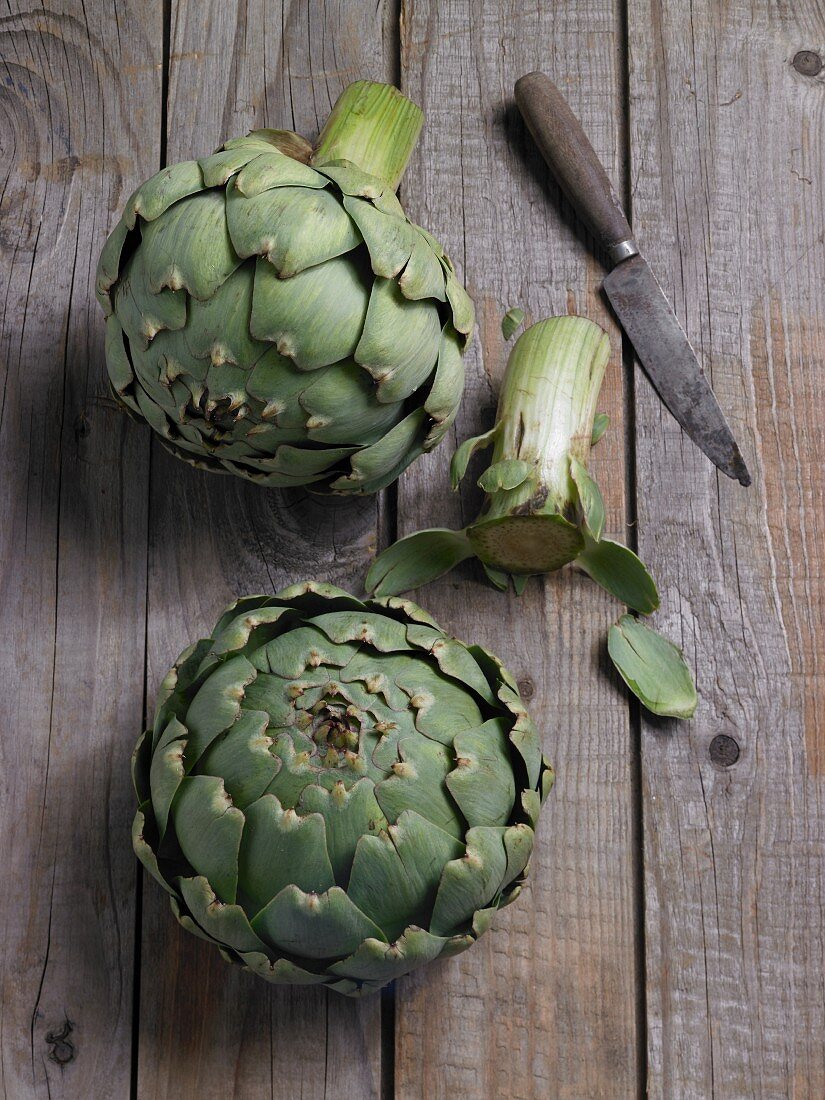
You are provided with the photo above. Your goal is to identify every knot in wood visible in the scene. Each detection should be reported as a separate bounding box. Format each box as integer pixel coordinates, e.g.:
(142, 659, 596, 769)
(709, 733, 740, 768)
(792, 50, 822, 77)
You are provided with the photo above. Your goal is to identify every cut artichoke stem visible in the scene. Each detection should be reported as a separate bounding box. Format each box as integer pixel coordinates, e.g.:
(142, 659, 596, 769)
(312, 81, 424, 192)
(481, 315, 610, 526)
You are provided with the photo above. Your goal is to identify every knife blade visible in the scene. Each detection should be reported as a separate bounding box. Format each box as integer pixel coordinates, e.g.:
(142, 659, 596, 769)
(514, 71, 751, 486)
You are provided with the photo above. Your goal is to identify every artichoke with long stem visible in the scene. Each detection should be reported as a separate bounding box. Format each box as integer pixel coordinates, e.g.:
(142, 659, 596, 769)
(96, 82, 473, 494)
(367, 316, 697, 719)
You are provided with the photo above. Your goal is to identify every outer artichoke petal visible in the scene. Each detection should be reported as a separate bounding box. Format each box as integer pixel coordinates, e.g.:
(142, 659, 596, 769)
(300, 359, 405, 447)
(96, 217, 131, 312)
(443, 264, 475, 337)
(328, 926, 451, 982)
(172, 775, 245, 904)
(329, 407, 427, 495)
(498, 684, 544, 790)
(251, 884, 387, 959)
(446, 719, 517, 827)
(183, 653, 258, 765)
(502, 822, 535, 889)
(177, 875, 272, 954)
(374, 736, 460, 839)
(227, 129, 313, 162)
(234, 150, 327, 196)
(423, 323, 465, 450)
(354, 277, 442, 403)
(127, 160, 204, 225)
(227, 182, 361, 277)
(429, 826, 509, 936)
(113, 248, 187, 351)
(404, 626, 496, 706)
(342, 196, 416, 279)
(312, 161, 389, 201)
(251, 255, 370, 370)
(308, 609, 411, 652)
(399, 228, 448, 302)
(577, 537, 660, 615)
(132, 807, 175, 895)
(298, 778, 388, 887)
(198, 141, 280, 188)
(239, 795, 336, 914)
(104, 314, 140, 411)
(185, 260, 267, 367)
(140, 191, 242, 300)
(346, 810, 464, 941)
(193, 710, 279, 809)
(239, 951, 330, 986)
(149, 717, 189, 839)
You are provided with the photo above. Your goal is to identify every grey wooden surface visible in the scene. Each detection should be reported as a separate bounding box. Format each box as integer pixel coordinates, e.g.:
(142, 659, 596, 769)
(1, 1, 823, 1098)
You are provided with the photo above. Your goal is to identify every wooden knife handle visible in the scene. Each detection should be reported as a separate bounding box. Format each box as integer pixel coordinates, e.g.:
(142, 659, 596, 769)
(514, 71, 636, 264)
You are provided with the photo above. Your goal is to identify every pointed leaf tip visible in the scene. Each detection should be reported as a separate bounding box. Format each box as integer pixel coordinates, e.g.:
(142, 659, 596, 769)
(577, 537, 659, 614)
(608, 615, 698, 719)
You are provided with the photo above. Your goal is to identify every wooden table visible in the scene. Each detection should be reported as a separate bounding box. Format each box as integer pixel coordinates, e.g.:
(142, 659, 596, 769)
(2, 1, 823, 1097)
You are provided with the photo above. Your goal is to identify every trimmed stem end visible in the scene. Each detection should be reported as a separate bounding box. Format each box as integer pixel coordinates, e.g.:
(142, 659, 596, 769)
(312, 81, 424, 191)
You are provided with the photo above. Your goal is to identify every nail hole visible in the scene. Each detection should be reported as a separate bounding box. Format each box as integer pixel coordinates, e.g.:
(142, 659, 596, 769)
(709, 733, 740, 767)
(793, 50, 822, 77)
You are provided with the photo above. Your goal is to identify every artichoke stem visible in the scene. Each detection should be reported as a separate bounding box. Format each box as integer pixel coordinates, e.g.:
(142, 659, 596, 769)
(312, 81, 424, 191)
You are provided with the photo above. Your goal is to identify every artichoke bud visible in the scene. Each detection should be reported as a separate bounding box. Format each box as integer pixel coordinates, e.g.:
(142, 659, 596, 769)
(132, 585, 550, 995)
(96, 81, 475, 494)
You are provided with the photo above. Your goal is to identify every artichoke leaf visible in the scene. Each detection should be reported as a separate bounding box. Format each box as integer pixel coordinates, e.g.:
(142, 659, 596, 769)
(577, 536, 660, 614)
(177, 875, 272, 954)
(591, 412, 610, 445)
(375, 736, 460, 839)
(193, 710, 279, 810)
(608, 615, 698, 719)
(346, 810, 464, 941)
(403, 627, 496, 706)
(298, 778, 388, 887)
(329, 407, 428, 495)
(328, 926, 451, 982)
(132, 807, 176, 895)
(399, 228, 448, 302)
(446, 719, 517, 827)
(240, 952, 330, 986)
(342, 196, 416, 279)
(127, 159, 205, 225)
(226, 181, 361, 277)
(140, 190, 242, 300)
(477, 458, 533, 494)
(184, 653, 258, 765)
(234, 150, 327, 196)
(450, 424, 500, 488)
(251, 255, 369, 371)
(569, 456, 606, 543)
(172, 775, 244, 904)
(355, 277, 442, 403)
(251, 885, 387, 959)
(423, 323, 465, 449)
(239, 795, 336, 914)
(482, 563, 510, 591)
(365, 528, 474, 598)
(501, 307, 525, 340)
(149, 717, 189, 839)
(429, 826, 509, 936)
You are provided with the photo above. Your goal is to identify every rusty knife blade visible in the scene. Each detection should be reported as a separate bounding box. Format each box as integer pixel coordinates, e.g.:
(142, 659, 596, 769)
(603, 254, 751, 486)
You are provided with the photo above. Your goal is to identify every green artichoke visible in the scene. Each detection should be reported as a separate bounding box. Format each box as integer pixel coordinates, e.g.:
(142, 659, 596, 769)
(96, 82, 473, 494)
(132, 582, 553, 996)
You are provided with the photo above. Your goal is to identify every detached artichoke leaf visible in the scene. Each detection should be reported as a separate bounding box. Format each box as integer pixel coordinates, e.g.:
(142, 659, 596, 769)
(577, 537, 660, 615)
(608, 615, 698, 719)
(365, 528, 474, 598)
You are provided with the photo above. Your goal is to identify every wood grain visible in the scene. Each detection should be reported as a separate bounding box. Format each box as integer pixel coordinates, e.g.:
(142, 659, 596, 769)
(134, 2, 395, 1097)
(0, 2, 160, 1096)
(628, 0, 825, 1095)
(395, 2, 641, 1097)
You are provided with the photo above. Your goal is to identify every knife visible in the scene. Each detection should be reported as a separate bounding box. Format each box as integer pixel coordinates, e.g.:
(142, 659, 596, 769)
(514, 71, 750, 486)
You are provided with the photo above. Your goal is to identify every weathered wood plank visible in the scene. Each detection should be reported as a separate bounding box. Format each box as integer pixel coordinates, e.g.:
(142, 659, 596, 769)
(135, 3, 396, 1096)
(396, 2, 641, 1097)
(0, 3, 161, 1096)
(628, 1, 825, 1095)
